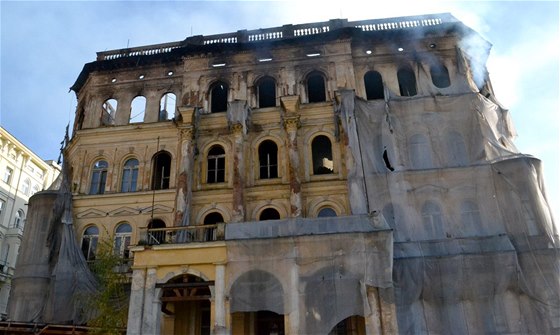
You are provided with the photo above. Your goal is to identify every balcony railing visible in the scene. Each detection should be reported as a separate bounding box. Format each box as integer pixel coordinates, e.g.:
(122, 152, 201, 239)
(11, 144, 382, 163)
(96, 13, 455, 61)
(139, 223, 225, 246)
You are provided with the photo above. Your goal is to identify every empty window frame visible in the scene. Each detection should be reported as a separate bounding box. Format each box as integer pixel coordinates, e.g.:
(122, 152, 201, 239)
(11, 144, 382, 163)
(147, 219, 166, 245)
(89, 160, 108, 195)
(130, 96, 147, 123)
(311, 135, 334, 175)
(114, 223, 132, 259)
(421, 201, 444, 238)
(152, 151, 171, 190)
(13, 209, 24, 228)
(210, 81, 229, 113)
(259, 208, 280, 221)
(81, 225, 99, 261)
(258, 140, 278, 179)
(203, 212, 224, 241)
(409, 134, 433, 169)
(2, 167, 13, 184)
(306, 71, 327, 103)
(430, 62, 451, 88)
(159, 92, 177, 121)
(364, 71, 385, 100)
(318, 207, 337, 217)
(102, 98, 117, 125)
(121, 158, 139, 192)
(397, 67, 417, 96)
(207, 145, 226, 183)
(256, 76, 276, 108)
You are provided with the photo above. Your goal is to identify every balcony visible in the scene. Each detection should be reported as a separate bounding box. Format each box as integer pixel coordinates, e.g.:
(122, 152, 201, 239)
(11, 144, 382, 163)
(138, 224, 225, 246)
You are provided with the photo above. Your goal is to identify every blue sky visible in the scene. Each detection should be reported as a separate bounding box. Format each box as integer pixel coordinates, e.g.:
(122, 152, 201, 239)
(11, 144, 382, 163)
(1, 1, 558, 220)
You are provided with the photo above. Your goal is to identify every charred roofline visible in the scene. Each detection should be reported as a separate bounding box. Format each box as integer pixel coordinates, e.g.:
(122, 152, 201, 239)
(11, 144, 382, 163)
(70, 13, 487, 94)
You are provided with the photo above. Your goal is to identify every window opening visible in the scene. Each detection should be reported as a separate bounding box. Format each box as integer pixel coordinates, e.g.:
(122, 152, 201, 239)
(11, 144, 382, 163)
(159, 93, 176, 121)
(130, 96, 146, 123)
(210, 81, 228, 113)
(81, 225, 99, 261)
(318, 207, 337, 217)
(207, 146, 225, 183)
(259, 140, 278, 179)
(430, 62, 451, 88)
(89, 160, 108, 195)
(257, 76, 276, 108)
(152, 151, 171, 190)
(255, 311, 285, 335)
(364, 71, 384, 100)
(259, 208, 280, 221)
(3, 167, 13, 184)
(383, 149, 394, 171)
(409, 134, 432, 169)
(102, 98, 117, 125)
(14, 209, 24, 228)
(421, 201, 444, 238)
(0, 200, 4, 218)
(328, 316, 366, 335)
(311, 135, 334, 174)
(121, 158, 139, 192)
(203, 212, 224, 242)
(147, 219, 166, 245)
(22, 178, 31, 196)
(307, 71, 326, 103)
(397, 67, 417, 96)
(114, 223, 132, 259)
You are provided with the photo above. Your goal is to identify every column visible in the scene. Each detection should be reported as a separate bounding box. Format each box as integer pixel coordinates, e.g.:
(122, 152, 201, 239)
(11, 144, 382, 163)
(127, 268, 146, 335)
(280, 96, 302, 217)
(141, 267, 159, 335)
(364, 287, 382, 335)
(231, 123, 245, 223)
(378, 287, 399, 335)
(176, 121, 195, 226)
(286, 262, 300, 334)
(213, 264, 228, 335)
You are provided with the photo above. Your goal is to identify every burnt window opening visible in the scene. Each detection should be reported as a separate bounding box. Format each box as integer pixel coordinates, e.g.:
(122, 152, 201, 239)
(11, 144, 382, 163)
(81, 225, 99, 261)
(383, 149, 394, 171)
(311, 135, 334, 175)
(259, 140, 278, 179)
(89, 160, 108, 195)
(430, 63, 451, 88)
(130, 96, 146, 123)
(210, 81, 228, 113)
(147, 219, 166, 245)
(259, 208, 280, 221)
(307, 71, 327, 103)
(121, 158, 139, 192)
(397, 67, 417, 96)
(152, 151, 171, 190)
(207, 145, 225, 183)
(257, 76, 276, 108)
(159, 92, 177, 121)
(203, 212, 223, 242)
(364, 71, 385, 100)
(318, 207, 337, 217)
(102, 98, 117, 125)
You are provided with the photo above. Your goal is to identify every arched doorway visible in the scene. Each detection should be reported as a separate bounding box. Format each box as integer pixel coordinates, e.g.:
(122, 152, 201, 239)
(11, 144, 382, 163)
(159, 274, 213, 335)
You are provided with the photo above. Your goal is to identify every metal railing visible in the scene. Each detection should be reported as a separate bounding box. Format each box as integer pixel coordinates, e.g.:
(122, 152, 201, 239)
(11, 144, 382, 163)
(96, 13, 454, 61)
(139, 223, 225, 246)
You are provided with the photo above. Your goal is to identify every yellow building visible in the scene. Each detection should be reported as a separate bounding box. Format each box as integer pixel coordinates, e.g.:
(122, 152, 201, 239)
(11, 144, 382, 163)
(8, 13, 559, 335)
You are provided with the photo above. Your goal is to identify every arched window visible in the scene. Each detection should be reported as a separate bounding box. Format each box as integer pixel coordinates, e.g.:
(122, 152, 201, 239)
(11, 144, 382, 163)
(446, 131, 468, 167)
(318, 207, 337, 217)
(256, 76, 276, 108)
(210, 81, 229, 113)
(306, 71, 327, 103)
(13, 209, 24, 228)
(114, 223, 132, 259)
(81, 225, 99, 261)
(102, 98, 117, 125)
(421, 201, 444, 238)
(130, 96, 146, 123)
(203, 212, 224, 242)
(364, 71, 384, 100)
(397, 67, 417, 96)
(409, 134, 433, 169)
(159, 92, 177, 121)
(259, 208, 280, 221)
(147, 219, 166, 245)
(460, 200, 482, 230)
(430, 62, 451, 88)
(89, 160, 108, 195)
(311, 135, 334, 175)
(121, 158, 139, 192)
(152, 151, 171, 190)
(259, 140, 278, 179)
(21, 178, 31, 196)
(207, 145, 225, 183)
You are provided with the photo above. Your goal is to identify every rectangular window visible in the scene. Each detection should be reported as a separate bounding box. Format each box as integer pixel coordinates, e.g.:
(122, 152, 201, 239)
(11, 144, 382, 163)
(2, 167, 13, 184)
(0, 200, 4, 218)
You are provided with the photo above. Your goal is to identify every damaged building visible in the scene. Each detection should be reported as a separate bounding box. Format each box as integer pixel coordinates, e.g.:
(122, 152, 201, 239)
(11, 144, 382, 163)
(7, 13, 559, 335)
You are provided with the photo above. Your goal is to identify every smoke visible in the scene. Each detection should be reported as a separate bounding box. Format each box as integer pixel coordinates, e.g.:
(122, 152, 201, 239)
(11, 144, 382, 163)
(457, 30, 491, 90)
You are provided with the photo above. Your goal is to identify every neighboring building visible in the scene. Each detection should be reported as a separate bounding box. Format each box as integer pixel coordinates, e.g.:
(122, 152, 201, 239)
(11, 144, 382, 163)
(8, 13, 560, 334)
(0, 127, 60, 317)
